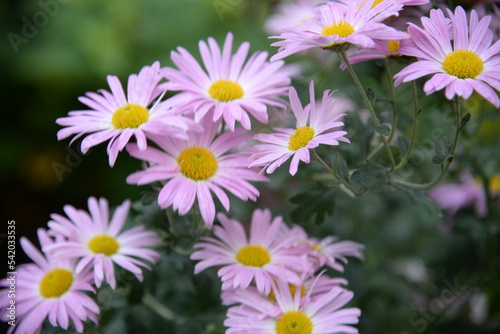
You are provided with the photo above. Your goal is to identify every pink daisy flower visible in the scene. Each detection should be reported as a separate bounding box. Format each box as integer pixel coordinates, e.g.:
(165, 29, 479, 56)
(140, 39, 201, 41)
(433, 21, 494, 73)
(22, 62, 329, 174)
(270, 0, 407, 61)
(126, 118, 267, 228)
(337, 0, 429, 6)
(343, 36, 414, 66)
(190, 209, 311, 295)
(224, 272, 361, 334)
(0, 229, 98, 334)
(43, 197, 162, 289)
(56, 61, 200, 166)
(394, 6, 500, 107)
(264, 0, 326, 35)
(162, 32, 291, 131)
(307, 236, 365, 272)
(250, 81, 349, 176)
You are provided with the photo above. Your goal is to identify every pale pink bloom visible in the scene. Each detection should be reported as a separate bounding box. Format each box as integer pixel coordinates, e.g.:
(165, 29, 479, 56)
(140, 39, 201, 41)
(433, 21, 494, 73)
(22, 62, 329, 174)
(270, 0, 407, 61)
(190, 209, 310, 295)
(250, 81, 349, 176)
(428, 172, 487, 217)
(56, 61, 200, 166)
(43, 197, 162, 289)
(126, 119, 266, 228)
(343, 36, 414, 66)
(394, 6, 500, 107)
(162, 33, 291, 131)
(337, 0, 429, 5)
(0, 229, 98, 334)
(224, 272, 360, 333)
(307, 236, 365, 272)
(264, 0, 326, 35)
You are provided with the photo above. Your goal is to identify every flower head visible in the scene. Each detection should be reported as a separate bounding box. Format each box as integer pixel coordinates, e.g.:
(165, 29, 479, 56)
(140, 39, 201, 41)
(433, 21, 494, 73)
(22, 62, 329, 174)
(250, 81, 349, 176)
(56, 61, 200, 166)
(190, 209, 310, 295)
(43, 197, 162, 289)
(0, 229, 98, 334)
(126, 119, 266, 228)
(162, 33, 291, 131)
(270, 0, 407, 61)
(394, 6, 500, 107)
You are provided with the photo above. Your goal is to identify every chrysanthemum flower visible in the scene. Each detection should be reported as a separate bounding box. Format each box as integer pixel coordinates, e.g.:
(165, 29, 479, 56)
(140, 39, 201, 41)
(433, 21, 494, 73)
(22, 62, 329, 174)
(337, 0, 429, 6)
(250, 81, 349, 176)
(307, 236, 365, 272)
(162, 32, 291, 131)
(270, 0, 407, 61)
(394, 6, 500, 107)
(343, 36, 414, 66)
(126, 119, 267, 228)
(190, 209, 311, 295)
(43, 197, 162, 289)
(224, 272, 361, 334)
(0, 229, 98, 334)
(56, 61, 200, 166)
(264, 0, 326, 35)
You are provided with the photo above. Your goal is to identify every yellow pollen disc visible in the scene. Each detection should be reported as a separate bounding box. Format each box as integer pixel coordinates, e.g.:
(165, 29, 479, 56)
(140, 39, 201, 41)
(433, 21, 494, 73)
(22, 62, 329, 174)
(288, 126, 315, 151)
(178, 146, 218, 181)
(276, 311, 313, 334)
(387, 40, 400, 53)
(208, 79, 244, 102)
(88, 235, 120, 256)
(268, 284, 306, 303)
(442, 50, 484, 79)
(311, 244, 322, 252)
(236, 244, 271, 267)
(112, 104, 149, 129)
(489, 175, 500, 195)
(39, 268, 73, 298)
(321, 20, 355, 37)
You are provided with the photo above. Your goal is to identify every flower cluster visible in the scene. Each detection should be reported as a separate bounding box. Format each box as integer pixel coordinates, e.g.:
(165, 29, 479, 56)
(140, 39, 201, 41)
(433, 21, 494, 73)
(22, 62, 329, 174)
(0, 197, 161, 333)
(191, 208, 364, 333)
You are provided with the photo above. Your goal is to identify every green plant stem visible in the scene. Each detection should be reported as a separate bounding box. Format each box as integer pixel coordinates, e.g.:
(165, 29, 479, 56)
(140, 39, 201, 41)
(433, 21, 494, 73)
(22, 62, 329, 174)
(392, 97, 463, 189)
(384, 58, 398, 144)
(340, 51, 396, 170)
(143, 292, 186, 324)
(312, 150, 359, 197)
(393, 80, 420, 172)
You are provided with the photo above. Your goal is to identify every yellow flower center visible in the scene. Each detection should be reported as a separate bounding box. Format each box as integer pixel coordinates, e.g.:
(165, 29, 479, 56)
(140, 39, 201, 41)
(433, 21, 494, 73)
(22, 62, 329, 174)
(178, 146, 218, 181)
(236, 244, 271, 267)
(321, 21, 355, 37)
(387, 40, 400, 53)
(39, 268, 73, 298)
(268, 284, 307, 303)
(88, 235, 120, 256)
(276, 311, 313, 334)
(208, 79, 244, 102)
(311, 244, 322, 252)
(442, 50, 484, 79)
(112, 104, 149, 129)
(359, 0, 384, 8)
(489, 175, 500, 195)
(288, 126, 315, 151)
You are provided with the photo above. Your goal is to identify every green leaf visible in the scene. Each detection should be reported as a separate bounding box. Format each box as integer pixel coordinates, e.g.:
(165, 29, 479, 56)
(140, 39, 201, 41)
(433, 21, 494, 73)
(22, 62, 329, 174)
(432, 154, 451, 165)
(460, 112, 471, 132)
(290, 185, 335, 225)
(333, 154, 349, 181)
(397, 136, 410, 158)
(374, 124, 391, 137)
(367, 88, 376, 106)
(350, 162, 389, 190)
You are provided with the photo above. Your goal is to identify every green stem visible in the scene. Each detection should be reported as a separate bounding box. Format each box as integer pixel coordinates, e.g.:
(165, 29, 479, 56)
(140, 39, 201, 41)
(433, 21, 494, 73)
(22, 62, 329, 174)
(384, 58, 398, 144)
(143, 292, 186, 324)
(392, 97, 462, 189)
(312, 150, 360, 197)
(340, 51, 396, 170)
(393, 80, 420, 171)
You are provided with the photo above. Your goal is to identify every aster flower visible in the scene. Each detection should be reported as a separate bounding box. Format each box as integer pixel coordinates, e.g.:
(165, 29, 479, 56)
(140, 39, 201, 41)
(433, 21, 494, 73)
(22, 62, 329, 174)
(224, 272, 360, 333)
(264, 0, 326, 35)
(307, 236, 365, 272)
(250, 81, 349, 176)
(0, 229, 98, 334)
(126, 118, 267, 228)
(162, 32, 291, 131)
(56, 61, 200, 166)
(190, 209, 310, 295)
(394, 6, 500, 107)
(43, 197, 162, 289)
(270, 0, 407, 61)
(337, 0, 429, 6)
(343, 36, 414, 66)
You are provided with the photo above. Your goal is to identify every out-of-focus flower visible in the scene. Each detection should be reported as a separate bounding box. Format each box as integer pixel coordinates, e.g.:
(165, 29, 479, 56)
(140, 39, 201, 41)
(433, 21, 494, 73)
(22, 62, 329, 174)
(56, 62, 199, 166)
(394, 6, 500, 107)
(0, 229, 98, 334)
(270, 0, 407, 61)
(162, 33, 291, 131)
(264, 0, 326, 35)
(126, 119, 266, 228)
(190, 209, 310, 295)
(44, 197, 162, 289)
(250, 81, 349, 176)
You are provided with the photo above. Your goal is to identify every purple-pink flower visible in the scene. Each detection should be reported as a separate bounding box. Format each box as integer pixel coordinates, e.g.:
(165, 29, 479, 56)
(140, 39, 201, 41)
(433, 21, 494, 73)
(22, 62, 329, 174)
(394, 6, 500, 107)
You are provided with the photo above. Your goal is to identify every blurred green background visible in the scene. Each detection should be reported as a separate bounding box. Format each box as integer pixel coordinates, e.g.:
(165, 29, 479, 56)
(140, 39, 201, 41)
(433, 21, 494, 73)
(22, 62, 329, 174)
(1, 0, 499, 333)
